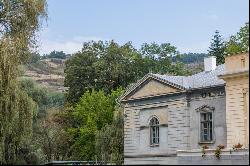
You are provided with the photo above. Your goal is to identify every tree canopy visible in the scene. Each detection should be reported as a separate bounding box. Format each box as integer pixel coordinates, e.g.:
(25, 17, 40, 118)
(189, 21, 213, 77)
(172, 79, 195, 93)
(0, 0, 47, 164)
(64, 40, 190, 104)
(224, 22, 249, 55)
(64, 88, 123, 161)
(43, 51, 70, 59)
(207, 30, 226, 64)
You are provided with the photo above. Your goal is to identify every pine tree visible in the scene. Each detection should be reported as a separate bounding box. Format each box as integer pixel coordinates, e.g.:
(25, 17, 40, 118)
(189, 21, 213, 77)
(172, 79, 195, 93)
(208, 30, 226, 65)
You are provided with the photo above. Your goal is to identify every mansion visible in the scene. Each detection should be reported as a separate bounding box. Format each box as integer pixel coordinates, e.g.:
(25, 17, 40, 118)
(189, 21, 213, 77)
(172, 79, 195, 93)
(119, 52, 249, 165)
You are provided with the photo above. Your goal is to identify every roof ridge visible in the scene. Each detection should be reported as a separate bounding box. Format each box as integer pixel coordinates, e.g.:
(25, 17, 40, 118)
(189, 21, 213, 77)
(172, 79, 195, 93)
(151, 64, 225, 89)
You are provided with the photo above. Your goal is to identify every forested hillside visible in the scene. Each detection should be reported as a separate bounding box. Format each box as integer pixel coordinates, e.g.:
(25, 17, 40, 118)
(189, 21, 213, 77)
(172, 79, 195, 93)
(23, 52, 68, 93)
(172, 53, 208, 64)
(24, 50, 207, 95)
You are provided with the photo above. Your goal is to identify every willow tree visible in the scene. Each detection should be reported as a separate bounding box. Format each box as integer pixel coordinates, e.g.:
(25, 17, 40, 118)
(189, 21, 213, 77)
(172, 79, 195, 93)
(0, 0, 47, 164)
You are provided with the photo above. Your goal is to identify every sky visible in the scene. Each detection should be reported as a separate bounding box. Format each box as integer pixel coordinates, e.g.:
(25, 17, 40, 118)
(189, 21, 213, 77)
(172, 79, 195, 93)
(38, 0, 249, 55)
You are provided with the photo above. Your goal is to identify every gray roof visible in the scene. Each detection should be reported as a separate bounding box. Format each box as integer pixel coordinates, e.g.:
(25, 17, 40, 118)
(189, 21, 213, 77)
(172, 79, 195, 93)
(152, 64, 225, 89)
(119, 64, 226, 102)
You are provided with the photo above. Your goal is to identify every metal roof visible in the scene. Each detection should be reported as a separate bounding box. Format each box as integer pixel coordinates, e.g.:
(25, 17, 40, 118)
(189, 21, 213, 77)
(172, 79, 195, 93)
(119, 64, 226, 102)
(152, 64, 225, 89)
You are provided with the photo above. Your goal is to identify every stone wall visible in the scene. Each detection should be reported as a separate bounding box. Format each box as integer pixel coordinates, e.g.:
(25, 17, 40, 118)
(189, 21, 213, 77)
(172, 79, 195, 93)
(177, 148, 249, 165)
(219, 52, 249, 148)
(124, 86, 227, 158)
(125, 156, 178, 165)
(124, 149, 249, 165)
(224, 53, 249, 73)
(225, 76, 249, 148)
(188, 87, 227, 149)
(124, 93, 189, 157)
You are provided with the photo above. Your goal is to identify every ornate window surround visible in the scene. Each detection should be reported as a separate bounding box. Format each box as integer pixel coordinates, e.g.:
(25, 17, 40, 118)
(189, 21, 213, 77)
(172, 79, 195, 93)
(196, 105, 215, 144)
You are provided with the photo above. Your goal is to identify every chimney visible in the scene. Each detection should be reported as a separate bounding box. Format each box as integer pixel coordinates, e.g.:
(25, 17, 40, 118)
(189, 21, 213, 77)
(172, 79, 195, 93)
(204, 56, 216, 71)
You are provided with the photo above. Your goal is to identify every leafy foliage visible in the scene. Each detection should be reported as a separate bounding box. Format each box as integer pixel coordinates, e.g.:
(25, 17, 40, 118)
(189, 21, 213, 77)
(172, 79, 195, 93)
(18, 78, 66, 163)
(171, 53, 208, 64)
(64, 40, 190, 104)
(140, 42, 178, 73)
(214, 145, 224, 159)
(28, 52, 41, 64)
(0, 0, 47, 164)
(32, 107, 68, 163)
(19, 78, 64, 113)
(42, 50, 70, 59)
(57, 88, 123, 161)
(95, 108, 124, 164)
(224, 22, 249, 55)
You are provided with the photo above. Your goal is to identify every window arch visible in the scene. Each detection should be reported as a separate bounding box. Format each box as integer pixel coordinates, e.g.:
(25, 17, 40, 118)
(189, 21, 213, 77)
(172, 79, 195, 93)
(149, 117, 159, 145)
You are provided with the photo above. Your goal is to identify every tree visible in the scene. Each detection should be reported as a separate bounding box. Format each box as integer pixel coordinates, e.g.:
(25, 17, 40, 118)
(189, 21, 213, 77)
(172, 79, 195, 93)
(28, 52, 41, 64)
(0, 0, 47, 164)
(19, 78, 66, 163)
(207, 30, 226, 65)
(19, 78, 65, 118)
(32, 107, 68, 163)
(95, 41, 142, 94)
(63, 88, 123, 161)
(64, 41, 142, 104)
(64, 40, 189, 104)
(95, 108, 124, 165)
(140, 42, 179, 74)
(64, 42, 99, 104)
(43, 50, 69, 59)
(171, 53, 208, 64)
(224, 22, 249, 55)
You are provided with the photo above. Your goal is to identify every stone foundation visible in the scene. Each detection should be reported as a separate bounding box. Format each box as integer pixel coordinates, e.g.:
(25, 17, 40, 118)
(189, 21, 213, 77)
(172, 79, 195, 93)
(124, 149, 249, 165)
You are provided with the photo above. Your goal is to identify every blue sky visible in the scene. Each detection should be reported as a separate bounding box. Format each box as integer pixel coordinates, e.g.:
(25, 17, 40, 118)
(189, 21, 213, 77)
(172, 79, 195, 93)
(38, 0, 249, 55)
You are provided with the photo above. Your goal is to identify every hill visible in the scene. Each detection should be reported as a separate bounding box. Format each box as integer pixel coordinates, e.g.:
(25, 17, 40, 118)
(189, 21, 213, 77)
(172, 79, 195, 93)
(172, 53, 208, 64)
(23, 58, 67, 93)
(21, 52, 207, 92)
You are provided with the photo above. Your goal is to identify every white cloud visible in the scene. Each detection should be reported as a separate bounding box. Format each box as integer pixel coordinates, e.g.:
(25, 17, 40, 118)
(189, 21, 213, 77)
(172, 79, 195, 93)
(37, 36, 108, 55)
(39, 40, 82, 54)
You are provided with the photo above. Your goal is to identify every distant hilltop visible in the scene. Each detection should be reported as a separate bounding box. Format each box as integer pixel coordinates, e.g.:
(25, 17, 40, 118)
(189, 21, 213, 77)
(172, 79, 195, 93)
(23, 57, 68, 93)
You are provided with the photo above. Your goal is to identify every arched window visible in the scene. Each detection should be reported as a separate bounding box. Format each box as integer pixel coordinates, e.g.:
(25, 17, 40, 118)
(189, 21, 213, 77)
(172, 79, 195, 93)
(149, 117, 159, 145)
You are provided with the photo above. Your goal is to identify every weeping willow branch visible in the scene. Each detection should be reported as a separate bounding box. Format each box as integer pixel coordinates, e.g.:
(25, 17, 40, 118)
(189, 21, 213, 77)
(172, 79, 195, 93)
(0, 0, 47, 164)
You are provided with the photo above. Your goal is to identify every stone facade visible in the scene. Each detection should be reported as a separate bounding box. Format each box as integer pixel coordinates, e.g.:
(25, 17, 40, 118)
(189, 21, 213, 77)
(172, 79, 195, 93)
(219, 52, 249, 148)
(122, 82, 227, 163)
(120, 53, 249, 165)
(188, 87, 227, 150)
